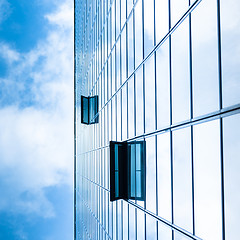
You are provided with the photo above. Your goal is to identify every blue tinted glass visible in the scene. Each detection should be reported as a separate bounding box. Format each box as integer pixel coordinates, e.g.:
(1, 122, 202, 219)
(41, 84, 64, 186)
(115, 145, 119, 170)
(82, 96, 89, 124)
(130, 144, 136, 197)
(115, 171, 119, 197)
(136, 171, 141, 198)
(136, 144, 141, 170)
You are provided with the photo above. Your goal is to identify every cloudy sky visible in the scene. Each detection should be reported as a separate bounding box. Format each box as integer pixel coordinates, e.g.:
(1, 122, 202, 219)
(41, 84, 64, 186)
(0, 0, 73, 239)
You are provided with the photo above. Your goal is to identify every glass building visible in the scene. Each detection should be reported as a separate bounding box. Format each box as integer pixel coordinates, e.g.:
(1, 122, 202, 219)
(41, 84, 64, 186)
(74, 0, 240, 239)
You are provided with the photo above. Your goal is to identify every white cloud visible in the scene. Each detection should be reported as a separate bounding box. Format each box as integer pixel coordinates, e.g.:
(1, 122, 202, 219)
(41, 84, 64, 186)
(0, 0, 73, 218)
(0, 42, 20, 63)
(0, 0, 11, 25)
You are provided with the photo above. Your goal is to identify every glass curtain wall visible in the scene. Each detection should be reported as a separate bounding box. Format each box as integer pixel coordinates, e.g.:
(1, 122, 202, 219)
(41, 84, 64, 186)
(74, 0, 240, 239)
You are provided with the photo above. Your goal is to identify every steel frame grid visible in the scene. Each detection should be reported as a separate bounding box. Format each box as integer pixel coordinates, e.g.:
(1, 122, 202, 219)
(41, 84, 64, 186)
(75, 0, 240, 239)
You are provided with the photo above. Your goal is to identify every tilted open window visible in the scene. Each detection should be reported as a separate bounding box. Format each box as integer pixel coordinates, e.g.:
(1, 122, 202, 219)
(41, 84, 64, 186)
(110, 141, 146, 202)
(81, 95, 99, 124)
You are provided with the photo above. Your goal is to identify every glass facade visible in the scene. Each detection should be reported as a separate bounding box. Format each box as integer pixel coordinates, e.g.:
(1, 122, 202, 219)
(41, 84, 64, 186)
(74, 0, 240, 239)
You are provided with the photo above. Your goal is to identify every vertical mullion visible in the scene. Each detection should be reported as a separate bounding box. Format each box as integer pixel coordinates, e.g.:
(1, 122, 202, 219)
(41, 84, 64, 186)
(188, 0, 196, 236)
(168, 0, 174, 240)
(115, 0, 119, 238)
(127, 1, 130, 239)
(133, 0, 137, 240)
(106, 0, 110, 237)
(216, 0, 225, 239)
(141, 0, 147, 238)
(153, 0, 158, 238)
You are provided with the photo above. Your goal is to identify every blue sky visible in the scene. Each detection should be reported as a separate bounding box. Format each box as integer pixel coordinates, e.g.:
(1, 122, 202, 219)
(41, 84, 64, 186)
(0, 0, 73, 239)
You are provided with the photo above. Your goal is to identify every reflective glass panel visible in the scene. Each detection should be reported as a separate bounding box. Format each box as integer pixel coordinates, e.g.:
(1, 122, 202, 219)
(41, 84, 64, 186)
(223, 114, 240, 240)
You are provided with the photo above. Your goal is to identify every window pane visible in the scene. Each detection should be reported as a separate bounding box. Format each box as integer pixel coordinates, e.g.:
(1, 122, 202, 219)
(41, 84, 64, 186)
(146, 137, 156, 213)
(157, 132, 171, 221)
(128, 14, 134, 76)
(194, 120, 222, 240)
(122, 85, 127, 140)
(135, 0, 143, 67)
(131, 144, 136, 197)
(129, 205, 135, 239)
(146, 215, 157, 239)
(123, 202, 128, 240)
(145, 55, 156, 133)
(136, 67, 144, 136)
(155, 0, 169, 44)
(121, 0, 126, 28)
(81, 96, 89, 124)
(171, 0, 188, 27)
(128, 77, 135, 138)
(173, 127, 192, 232)
(221, 0, 240, 107)
(115, 171, 119, 197)
(121, 27, 127, 85)
(172, 19, 190, 124)
(223, 114, 240, 240)
(137, 209, 145, 240)
(144, 0, 154, 57)
(127, 0, 133, 16)
(192, 0, 219, 117)
(156, 40, 170, 129)
(158, 221, 172, 240)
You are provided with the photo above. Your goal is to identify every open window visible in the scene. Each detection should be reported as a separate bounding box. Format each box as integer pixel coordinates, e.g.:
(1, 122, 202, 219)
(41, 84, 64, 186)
(81, 95, 99, 124)
(110, 140, 146, 202)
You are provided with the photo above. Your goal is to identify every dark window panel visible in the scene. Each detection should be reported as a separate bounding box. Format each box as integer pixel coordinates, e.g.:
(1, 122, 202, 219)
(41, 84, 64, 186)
(81, 95, 99, 125)
(110, 140, 146, 202)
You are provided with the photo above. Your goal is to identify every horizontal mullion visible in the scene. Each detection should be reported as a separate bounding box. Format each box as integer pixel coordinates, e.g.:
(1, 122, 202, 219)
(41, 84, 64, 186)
(78, 104, 240, 155)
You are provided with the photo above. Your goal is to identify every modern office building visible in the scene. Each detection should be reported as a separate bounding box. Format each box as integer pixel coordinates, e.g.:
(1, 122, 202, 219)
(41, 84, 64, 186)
(74, 0, 240, 239)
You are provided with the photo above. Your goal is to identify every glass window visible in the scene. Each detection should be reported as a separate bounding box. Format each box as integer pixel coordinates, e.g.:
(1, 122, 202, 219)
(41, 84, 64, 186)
(146, 136, 156, 213)
(194, 120, 222, 240)
(223, 114, 240, 240)
(116, 40, 121, 89)
(112, 1, 116, 43)
(136, 67, 144, 136)
(158, 221, 172, 240)
(129, 205, 136, 239)
(173, 127, 193, 232)
(171, 18, 190, 124)
(171, 0, 188, 27)
(134, 0, 143, 68)
(127, 13, 134, 77)
(221, 0, 240, 108)
(122, 85, 128, 140)
(155, 0, 169, 44)
(157, 132, 171, 222)
(116, 0, 121, 37)
(144, 0, 154, 57)
(121, 27, 127, 84)
(146, 215, 157, 239)
(109, 140, 146, 201)
(156, 41, 170, 129)
(123, 202, 128, 239)
(145, 55, 156, 133)
(128, 141, 146, 200)
(121, 0, 126, 28)
(81, 95, 99, 124)
(137, 209, 145, 240)
(81, 96, 89, 124)
(127, 0, 133, 16)
(192, 0, 219, 117)
(128, 77, 135, 138)
(117, 92, 122, 141)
